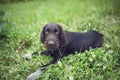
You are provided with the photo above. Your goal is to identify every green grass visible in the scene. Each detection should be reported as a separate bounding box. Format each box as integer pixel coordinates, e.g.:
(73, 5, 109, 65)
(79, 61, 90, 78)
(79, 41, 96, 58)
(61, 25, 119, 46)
(0, 0, 120, 80)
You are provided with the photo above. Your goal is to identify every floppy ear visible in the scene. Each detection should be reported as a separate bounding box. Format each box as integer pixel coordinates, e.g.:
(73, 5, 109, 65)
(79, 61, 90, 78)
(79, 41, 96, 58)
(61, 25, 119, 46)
(40, 25, 46, 43)
(57, 24, 68, 47)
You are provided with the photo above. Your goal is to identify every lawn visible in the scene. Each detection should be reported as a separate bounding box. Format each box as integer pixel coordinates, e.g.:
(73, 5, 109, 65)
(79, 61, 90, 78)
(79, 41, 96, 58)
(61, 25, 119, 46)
(0, 0, 120, 80)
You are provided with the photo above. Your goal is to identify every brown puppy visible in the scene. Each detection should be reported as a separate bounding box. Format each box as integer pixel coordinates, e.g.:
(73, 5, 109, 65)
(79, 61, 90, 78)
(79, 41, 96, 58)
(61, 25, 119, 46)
(26, 23, 103, 80)
(40, 23, 103, 67)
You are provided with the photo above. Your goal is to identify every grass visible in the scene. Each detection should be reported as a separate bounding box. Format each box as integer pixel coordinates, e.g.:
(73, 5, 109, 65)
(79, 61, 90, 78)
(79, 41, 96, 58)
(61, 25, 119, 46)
(0, 0, 120, 80)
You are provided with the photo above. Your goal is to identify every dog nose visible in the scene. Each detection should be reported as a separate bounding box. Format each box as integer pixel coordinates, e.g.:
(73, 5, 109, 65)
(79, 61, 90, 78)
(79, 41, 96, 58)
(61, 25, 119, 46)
(48, 41, 55, 46)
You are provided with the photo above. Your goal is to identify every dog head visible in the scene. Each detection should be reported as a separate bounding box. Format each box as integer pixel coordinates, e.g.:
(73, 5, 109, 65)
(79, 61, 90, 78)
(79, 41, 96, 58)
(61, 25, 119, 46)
(40, 23, 68, 51)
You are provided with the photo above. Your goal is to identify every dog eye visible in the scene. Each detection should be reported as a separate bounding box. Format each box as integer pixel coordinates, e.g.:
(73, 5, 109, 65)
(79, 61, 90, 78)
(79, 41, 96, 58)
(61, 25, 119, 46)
(54, 29, 59, 34)
(47, 28, 49, 32)
(45, 29, 49, 34)
(54, 29, 57, 32)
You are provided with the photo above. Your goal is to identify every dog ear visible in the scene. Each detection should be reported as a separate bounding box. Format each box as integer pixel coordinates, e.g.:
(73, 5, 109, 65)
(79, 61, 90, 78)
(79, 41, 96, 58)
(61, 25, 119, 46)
(40, 25, 47, 43)
(57, 24, 68, 47)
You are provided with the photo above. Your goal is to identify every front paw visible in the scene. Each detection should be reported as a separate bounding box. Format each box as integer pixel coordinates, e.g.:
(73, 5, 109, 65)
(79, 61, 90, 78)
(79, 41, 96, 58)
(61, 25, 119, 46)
(41, 51, 50, 56)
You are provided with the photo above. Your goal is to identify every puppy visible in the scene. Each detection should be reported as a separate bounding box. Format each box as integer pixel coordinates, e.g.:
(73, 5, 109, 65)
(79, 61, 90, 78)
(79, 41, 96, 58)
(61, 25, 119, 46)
(26, 23, 103, 80)
(40, 23, 103, 66)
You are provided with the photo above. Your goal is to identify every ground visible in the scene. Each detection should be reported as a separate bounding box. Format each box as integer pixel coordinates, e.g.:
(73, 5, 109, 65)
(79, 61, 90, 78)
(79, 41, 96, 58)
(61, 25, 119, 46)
(0, 0, 120, 80)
